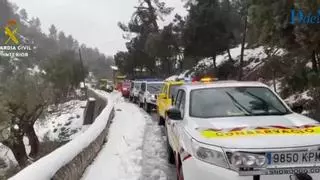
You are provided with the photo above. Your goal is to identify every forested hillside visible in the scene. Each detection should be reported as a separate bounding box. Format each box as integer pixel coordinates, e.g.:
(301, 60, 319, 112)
(114, 0, 320, 120)
(0, 0, 114, 81)
(0, 0, 113, 177)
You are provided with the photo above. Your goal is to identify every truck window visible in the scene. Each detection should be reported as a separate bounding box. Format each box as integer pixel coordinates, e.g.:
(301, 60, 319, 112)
(141, 83, 146, 92)
(162, 84, 168, 95)
(169, 85, 180, 99)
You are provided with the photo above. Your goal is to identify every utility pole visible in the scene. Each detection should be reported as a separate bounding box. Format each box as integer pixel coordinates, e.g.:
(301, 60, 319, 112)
(79, 48, 88, 99)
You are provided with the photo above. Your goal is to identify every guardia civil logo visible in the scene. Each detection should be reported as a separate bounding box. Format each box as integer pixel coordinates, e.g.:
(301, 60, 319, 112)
(4, 19, 19, 45)
(0, 19, 35, 58)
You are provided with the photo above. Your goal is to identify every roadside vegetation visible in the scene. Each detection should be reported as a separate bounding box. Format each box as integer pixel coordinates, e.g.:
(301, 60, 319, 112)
(1, 0, 320, 178)
(114, 0, 320, 120)
(0, 0, 113, 178)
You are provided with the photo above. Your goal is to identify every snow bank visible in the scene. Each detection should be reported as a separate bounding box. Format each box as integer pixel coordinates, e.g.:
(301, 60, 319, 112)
(196, 45, 287, 70)
(165, 75, 179, 81)
(285, 90, 313, 105)
(177, 70, 190, 79)
(165, 70, 192, 81)
(9, 90, 121, 180)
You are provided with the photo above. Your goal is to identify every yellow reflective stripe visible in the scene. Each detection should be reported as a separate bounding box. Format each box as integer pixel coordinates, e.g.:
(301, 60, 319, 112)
(201, 127, 320, 138)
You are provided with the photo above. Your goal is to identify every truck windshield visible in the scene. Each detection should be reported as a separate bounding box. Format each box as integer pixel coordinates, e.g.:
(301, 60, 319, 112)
(134, 83, 141, 89)
(123, 82, 131, 87)
(190, 87, 290, 118)
(147, 83, 163, 94)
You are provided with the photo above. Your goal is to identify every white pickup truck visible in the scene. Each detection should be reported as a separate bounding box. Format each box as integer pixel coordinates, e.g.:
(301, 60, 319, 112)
(129, 81, 142, 103)
(165, 80, 319, 180)
(138, 81, 164, 112)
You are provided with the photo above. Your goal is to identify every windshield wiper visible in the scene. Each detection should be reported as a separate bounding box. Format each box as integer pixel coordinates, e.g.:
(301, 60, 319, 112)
(244, 91, 287, 115)
(225, 92, 251, 116)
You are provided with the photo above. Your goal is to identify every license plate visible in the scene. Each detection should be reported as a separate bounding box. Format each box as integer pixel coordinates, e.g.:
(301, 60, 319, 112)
(267, 167, 320, 175)
(267, 151, 320, 165)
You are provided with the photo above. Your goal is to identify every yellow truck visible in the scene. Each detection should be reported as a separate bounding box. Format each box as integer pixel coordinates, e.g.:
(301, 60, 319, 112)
(156, 77, 218, 126)
(98, 79, 113, 92)
(156, 80, 184, 126)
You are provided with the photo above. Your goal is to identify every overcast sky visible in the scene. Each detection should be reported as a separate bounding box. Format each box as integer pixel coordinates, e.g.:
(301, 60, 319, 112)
(9, 0, 187, 56)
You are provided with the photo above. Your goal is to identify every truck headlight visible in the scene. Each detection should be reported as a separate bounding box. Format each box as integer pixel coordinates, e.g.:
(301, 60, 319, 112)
(191, 139, 229, 168)
(229, 152, 267, 168)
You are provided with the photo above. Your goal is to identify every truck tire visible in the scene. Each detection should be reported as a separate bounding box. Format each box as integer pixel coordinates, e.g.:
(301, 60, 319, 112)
(158, 116, 165, 126)
(166, 131, 175, 164)
(144, 101, 151, 113)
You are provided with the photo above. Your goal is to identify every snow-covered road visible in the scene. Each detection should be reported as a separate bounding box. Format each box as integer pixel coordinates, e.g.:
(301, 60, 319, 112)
(140, 112, 176, 180)
(81, 97, 175, 180)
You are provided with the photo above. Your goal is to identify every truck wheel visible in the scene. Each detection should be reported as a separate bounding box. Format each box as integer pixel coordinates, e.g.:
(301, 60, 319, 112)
(158, 116, 165, 126)
(144, 102, 151, 113)
(166, 129, 175, 164)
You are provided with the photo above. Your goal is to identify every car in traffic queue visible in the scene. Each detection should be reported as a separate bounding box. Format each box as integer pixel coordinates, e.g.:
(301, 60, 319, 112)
(116, 82, 122, 91)
(129, 80, 142, 103)
(165, 80, 320, 180)
(157, 80, 185, 126)
(98, 79, 113, 92)
(138, 80, 164, 112)
(121, 81, 131, 98)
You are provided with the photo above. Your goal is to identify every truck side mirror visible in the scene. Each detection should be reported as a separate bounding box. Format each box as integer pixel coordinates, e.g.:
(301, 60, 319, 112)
(166, 107, 182, 120)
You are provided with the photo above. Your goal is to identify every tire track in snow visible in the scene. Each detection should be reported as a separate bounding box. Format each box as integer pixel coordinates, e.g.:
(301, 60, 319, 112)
(139, 111, 176, 180)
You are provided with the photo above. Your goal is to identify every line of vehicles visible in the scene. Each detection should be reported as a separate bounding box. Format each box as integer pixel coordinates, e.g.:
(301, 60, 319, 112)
(115, 76, 320, 180)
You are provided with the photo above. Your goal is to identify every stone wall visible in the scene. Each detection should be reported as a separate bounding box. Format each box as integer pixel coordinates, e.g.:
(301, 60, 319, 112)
(52, 95, 115, 180)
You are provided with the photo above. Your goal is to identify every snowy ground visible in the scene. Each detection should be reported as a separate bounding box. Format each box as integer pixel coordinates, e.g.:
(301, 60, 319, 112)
(81, 97, 175, 180)
(139, 113, 176, 180)
(35, 100, 87, 142)
(0, 99, 87, 175)
(196, 45, 287, 70)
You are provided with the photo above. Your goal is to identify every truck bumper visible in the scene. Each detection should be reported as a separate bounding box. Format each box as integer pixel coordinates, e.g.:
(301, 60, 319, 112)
(183, 157, 320, 180)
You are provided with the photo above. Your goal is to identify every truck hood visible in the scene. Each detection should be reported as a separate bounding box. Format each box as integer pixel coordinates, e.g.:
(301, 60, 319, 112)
(187, 113, 320, 149)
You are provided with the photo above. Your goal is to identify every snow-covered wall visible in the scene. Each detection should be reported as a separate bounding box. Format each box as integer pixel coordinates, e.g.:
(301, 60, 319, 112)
(9, 90, 120, 180)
